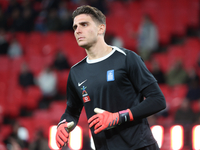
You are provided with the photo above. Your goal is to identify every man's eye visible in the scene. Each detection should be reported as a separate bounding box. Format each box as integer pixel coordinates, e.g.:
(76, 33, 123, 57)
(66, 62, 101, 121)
(83, 23, 87, 27)
(73, 26, 77, 30)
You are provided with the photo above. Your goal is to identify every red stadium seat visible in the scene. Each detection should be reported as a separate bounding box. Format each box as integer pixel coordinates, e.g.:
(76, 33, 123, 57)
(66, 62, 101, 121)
(167, 45, 184, 68)
(0, 125, 12, 142)
(107, 1, 126, 17)
(9, 57, 25, 76)
(56, 70, 70, 94)
(42, 32, 58, 57)
(15, 32, 27, 50)
(188, 0, 200, 27)
(17, 117, 35, 142)
(183, 38, 200, 70)
(24, 32, 43, 57)
(27, 56, 46, 76)
(159, 84, 170, 98)
(171, 84, 188, 99)
(152, 53, 169, 73)
(48, 101, 67, 123)
(32, 110, 53, 138)
(26, 32, 43, 45)
(141, 0, 159, 20)
(5, 86, 25, 117)
(0, 56, 10, 72)
(0, 0, 9, 11)
(23, 86, 42, 110)
(0, 72, 9, 101)
(191, 100, 200, 113)
(33, 109, 51, 120)
(171, 0, 189, 36)
(57, 32, 86, 66)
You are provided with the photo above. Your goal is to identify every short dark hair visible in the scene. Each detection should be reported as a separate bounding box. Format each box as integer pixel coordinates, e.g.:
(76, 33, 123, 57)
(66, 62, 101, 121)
(72, 5, 106, 25)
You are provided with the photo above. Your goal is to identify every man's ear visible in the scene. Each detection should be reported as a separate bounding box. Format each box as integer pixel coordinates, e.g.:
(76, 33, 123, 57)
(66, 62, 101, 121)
(98, 24, 106, 35)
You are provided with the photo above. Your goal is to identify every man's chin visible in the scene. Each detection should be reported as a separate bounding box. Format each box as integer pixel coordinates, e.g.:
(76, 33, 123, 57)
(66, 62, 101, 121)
(78, 43, 88, 49)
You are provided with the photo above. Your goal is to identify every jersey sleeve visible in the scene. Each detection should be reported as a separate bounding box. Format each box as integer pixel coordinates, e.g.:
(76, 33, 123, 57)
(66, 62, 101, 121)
(125, 51, 166, 120)
(126, 51, 156, 92)
(131, 82, 166, 120)
(59, 70, 83, 127)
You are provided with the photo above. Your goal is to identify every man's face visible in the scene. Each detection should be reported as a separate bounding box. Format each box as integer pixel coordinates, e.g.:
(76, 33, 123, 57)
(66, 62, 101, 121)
(73, 14, 100, 49)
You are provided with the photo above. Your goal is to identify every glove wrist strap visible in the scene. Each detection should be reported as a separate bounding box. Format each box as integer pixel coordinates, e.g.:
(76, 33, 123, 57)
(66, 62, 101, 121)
(57, 119, 66, 128)
(119, 109, 134, 123)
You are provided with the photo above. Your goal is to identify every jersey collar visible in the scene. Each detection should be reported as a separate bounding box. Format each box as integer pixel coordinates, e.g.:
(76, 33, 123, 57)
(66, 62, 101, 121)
(86, 46, 116, 64)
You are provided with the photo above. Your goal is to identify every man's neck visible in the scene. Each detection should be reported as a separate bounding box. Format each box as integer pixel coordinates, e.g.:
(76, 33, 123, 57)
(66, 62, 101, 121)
(86, 40, 112, 60)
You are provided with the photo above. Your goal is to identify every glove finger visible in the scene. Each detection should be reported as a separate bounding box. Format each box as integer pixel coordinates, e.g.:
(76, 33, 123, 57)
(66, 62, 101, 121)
(60, 127, 69, 136)
(94, 125, 104, 134)
(94, 122, 102, 130)
(56, 140, 61, 148)
(88, 114, 99, 124)
(89, 118, 99, 128)
(59, 130, 68, 143)
(56, 133, 65, 147)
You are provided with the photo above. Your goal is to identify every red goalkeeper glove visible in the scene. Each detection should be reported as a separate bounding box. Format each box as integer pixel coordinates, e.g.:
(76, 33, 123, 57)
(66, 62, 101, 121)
(88, 108, 133, 134)
(56, 120, 74, 149)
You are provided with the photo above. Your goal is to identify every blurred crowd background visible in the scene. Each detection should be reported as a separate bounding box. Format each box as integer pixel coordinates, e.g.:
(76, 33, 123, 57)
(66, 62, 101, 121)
(0, 0, 199, 150)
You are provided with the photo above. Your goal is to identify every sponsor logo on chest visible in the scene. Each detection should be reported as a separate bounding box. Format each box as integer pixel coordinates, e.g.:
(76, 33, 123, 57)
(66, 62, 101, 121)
(81, 86, 91, 103)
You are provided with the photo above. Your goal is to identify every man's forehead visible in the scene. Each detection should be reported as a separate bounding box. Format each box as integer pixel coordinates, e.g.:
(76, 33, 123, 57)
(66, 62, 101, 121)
(73, 14, 92, 24)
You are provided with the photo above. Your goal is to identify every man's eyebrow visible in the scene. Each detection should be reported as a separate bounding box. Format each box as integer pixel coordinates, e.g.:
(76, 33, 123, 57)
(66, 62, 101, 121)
(79, 21, 89, 25)
(73, 21, 89, 30)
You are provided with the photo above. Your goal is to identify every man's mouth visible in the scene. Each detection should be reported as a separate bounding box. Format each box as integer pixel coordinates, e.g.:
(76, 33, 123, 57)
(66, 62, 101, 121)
(78, 37, 84, 41)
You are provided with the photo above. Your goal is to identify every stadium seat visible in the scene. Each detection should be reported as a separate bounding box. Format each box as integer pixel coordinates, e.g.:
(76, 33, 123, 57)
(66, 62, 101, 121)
(0, 125, 12, 142)
(24, 32, 43, 57)
(27, 56, 46, 76)
(0, 73, 9, 100)
(183, 38, 200, 70)
(107, 1, 126, 17)
(159, 84, 170, 98)
(17, 117, 35, 142)
(42, 32, 58, 57)
(24, 43, 43, 57)
(5, 86, 25, 117)
(191, 100, 200, 113)
(141, 0, 158, 19)
(165, 85, 188, 115)
(0, 0, 9, 12)
(23, 86, 42, 110)
(188, 0, 200, 27)
(0, 56, 10, 72)
(167, 45, 184, 68)
(56, 70, 70, 94)
(171, 84, 188, 99)
(0, 100, 6, 117)
(171, 0, 188, 36)
(26, 32, 43, 45)
(32, 110, 53, 138)
(57, 32, 86, 66)
(15, 32, 27, 51)
(9, 57, 25, 77)
(48, 101, 67, 123)
(152, 53, 169, 73)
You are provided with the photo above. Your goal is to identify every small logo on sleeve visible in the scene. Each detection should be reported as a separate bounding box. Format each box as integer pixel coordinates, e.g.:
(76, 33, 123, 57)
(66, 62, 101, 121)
(107, 70, 115, 81)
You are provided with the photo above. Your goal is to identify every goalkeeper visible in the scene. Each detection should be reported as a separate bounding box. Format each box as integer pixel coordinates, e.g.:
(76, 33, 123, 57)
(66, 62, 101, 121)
(56, 5, 166, 150)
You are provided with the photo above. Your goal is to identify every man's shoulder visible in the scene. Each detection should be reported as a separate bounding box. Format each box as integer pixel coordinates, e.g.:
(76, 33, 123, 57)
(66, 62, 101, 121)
(113, 46, 139, 58)
(71, 56, 87, 69)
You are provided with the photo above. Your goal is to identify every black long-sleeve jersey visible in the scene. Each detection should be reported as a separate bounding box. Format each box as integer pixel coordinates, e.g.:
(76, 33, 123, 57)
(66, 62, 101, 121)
(60, 46, 166, 150)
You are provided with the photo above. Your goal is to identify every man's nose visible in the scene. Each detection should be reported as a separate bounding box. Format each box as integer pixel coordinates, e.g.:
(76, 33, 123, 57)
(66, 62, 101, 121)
(76, 26, 81, 34)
